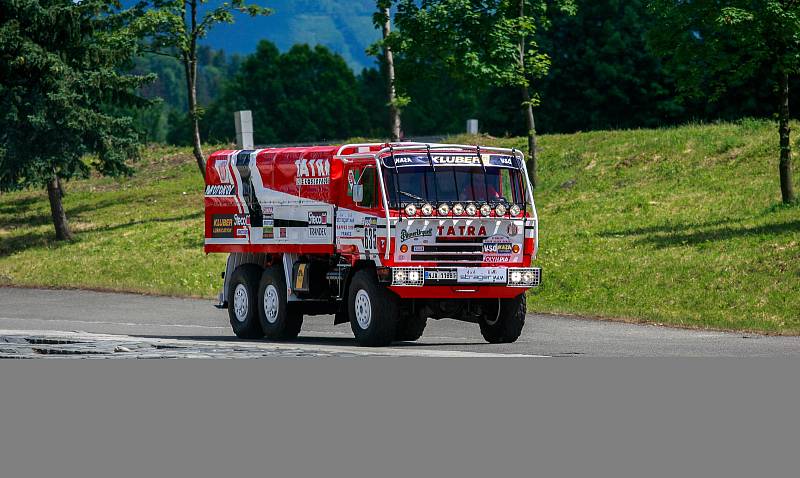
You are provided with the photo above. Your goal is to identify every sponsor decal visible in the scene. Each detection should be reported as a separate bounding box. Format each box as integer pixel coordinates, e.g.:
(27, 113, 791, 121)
(308, 227, 328, 238)
(205, 184, 236, 196)
(484, 256, 511, 263)
(211, 214, 248, 238)
(483, 242, 513, 254)
(336, 211, 356, 238)
(279, 228, 287, 239)
(400, 228, 433, 242)
(308, 211, 328, 225)
(507, 223, 520, 236)
(437, 225, 488, 237)
(213, 159, 231, 184)
(388, 154, 518, 169)
(295, 158, 330, 186)
(262, 208, 274, 239)
(457, 267, 508, 284)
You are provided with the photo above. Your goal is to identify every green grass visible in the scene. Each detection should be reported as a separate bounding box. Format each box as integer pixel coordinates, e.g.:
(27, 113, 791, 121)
(1, 121, 799, 334)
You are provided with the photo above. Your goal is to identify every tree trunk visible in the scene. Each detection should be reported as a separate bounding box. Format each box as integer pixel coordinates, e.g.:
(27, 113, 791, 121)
(47, 175, 73, 241)
(187, 1, 206, 177)
(519, 0, 538, 189)
(522, 87, 538, 189)
(382, 7, 402, 142)
(778, 72, 795, 204)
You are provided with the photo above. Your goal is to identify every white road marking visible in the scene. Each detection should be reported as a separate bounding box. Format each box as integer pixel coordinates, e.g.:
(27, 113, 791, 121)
(0, 316, 228, 330)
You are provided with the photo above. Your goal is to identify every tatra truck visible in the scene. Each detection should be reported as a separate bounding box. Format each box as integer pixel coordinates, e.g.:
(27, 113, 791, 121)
(205, 143, 541, 346)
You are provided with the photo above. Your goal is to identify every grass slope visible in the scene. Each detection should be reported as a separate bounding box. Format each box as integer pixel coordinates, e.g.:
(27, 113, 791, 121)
(1, 121, 799, 334)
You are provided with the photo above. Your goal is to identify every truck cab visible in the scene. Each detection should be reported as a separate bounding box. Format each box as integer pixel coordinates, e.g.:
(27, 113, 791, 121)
(205, 143, 540, 346)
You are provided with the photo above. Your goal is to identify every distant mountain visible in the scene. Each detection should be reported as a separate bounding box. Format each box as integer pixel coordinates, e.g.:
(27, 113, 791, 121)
(202, 0, 381, 72)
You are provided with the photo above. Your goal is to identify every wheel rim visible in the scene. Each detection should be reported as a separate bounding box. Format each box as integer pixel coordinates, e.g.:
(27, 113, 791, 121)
(263, 284, 280, 324)
(484, 299, 502, 326)
(233, 284, 249, 323)
(354, 289, 372, 330)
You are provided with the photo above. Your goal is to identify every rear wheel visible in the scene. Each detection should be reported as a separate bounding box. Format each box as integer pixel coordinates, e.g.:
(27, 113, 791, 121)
(348, 269, 399, 346)
(395, 314, 427, 342)
(479, 295, 526, 344)
(228, 265, 264, 339)
(258, 265, 303, 340)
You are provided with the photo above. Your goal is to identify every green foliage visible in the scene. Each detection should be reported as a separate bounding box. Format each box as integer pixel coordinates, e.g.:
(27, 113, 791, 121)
(648, 0, 800, 98)
(134, 0, 272, 62)
(392, 0, 575, 94)
(0, 0, 153, 191)
(204, 41, 374, 143)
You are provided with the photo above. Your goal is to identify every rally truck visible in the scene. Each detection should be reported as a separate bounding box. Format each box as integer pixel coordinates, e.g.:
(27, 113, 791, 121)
(205, 142, 541, 346)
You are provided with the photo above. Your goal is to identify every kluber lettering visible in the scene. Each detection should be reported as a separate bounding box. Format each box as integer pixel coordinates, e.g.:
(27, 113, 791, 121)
(205, 143, 541, 346)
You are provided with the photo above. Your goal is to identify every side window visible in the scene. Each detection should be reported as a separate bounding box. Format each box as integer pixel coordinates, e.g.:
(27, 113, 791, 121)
(359, 167, 378, 208)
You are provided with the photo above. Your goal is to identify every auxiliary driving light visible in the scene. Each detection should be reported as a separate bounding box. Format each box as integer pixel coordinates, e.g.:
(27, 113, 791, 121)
(405, 204, 418, 216)
(421, 203, 434, 216)
(438, 203, 451, 216)
(392, 267, 425, 287)
(507, 268, 542, 288)
(480, 204, 492, 217)
(466, 203, 478, 216)
(510, 204, 521, 217)
(495, 204, 507, 216)
(453, 203, 465, 216)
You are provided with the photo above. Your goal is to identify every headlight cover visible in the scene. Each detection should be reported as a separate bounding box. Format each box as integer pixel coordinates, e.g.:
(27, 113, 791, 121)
(507, 268, 542, 288)
(392, 267, 425, 287)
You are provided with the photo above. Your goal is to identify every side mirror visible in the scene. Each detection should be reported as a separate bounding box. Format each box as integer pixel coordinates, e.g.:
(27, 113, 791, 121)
(352, 184, 364, 203)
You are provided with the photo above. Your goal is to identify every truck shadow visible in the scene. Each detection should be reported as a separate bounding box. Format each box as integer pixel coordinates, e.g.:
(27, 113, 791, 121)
(131, 334, 487, 349)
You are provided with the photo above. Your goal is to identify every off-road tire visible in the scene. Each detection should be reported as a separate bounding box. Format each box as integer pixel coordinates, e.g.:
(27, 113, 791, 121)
(479, 295, 526, 344)
(395, 315, 427, 342)
(258, 265, 303, 340)
(228, 265, 264, 339)
(348, 269, 399, 346)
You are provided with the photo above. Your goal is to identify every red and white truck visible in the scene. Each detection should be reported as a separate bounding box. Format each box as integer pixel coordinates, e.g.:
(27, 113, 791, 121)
(205, 143, 541, 346)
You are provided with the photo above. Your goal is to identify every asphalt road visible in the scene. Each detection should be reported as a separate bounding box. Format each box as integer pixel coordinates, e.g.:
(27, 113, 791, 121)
(1, 287, 799, 357)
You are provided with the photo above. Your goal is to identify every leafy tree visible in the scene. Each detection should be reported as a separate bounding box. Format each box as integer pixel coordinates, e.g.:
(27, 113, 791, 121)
(0, 0, 152, 240)
(392, 0, 576, 188)
(371, 1, 406, 140)
(536, 0, 684, 133)
(204, 41, 372, 144)
(649, 0, 798, 204)
(134, 0, 271, 176)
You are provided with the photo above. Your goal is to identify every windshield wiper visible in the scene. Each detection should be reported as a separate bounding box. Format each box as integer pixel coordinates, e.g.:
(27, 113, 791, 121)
(399, 191, 426, 203)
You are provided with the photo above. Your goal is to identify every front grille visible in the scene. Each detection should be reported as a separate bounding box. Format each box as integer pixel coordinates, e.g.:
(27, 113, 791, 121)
(406, 236, 487, 263)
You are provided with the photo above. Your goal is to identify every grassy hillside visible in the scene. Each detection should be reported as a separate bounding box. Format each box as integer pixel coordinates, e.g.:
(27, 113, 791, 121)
(1, 121, 799, 334)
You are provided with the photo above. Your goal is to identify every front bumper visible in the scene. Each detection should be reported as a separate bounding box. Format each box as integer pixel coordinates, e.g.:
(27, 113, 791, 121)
(391, 267, 541, 288)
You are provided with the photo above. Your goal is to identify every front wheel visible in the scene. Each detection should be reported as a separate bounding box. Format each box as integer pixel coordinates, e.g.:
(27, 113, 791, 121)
(479, 295, 526, 344)
(348, 269, 399, 346)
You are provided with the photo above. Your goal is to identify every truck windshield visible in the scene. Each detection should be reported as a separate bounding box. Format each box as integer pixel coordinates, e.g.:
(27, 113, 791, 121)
(383, 166, 526, 208)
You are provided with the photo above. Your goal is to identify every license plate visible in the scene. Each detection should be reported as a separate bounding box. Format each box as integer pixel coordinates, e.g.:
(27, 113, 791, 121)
(425, 270, 457, 281)
(457, 267, 508, 284)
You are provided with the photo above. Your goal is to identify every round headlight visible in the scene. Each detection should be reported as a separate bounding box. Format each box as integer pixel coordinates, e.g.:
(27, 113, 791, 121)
(511, 271, 523, 283)
(523, 272, 534, 283)
(495, 204, 507, 216)
(408, 271, 420, 282)
(438, 203, 450, 216)
(405, 204, 418, 216)
(509, 204, 521, 217)
(395, 271, 407, 282)
(421, 203, 434, 216)
(465, 203, 478, 216)
(452, 203, 465, 216)
(480, 204, 492, 217)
